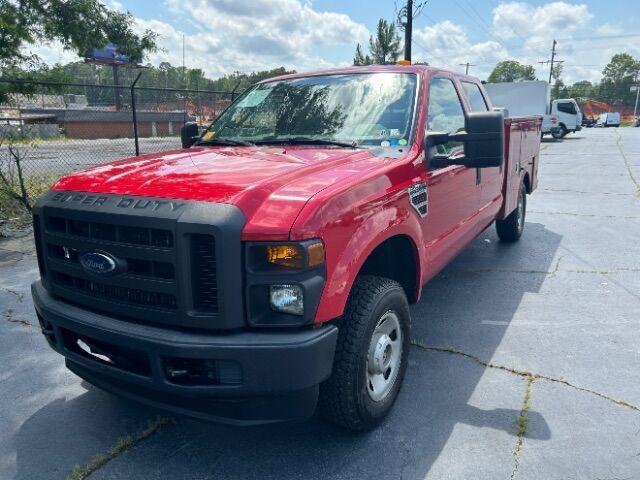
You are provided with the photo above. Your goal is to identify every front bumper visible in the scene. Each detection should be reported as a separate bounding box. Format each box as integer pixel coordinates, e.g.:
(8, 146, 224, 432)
(32, 282, 338, 425)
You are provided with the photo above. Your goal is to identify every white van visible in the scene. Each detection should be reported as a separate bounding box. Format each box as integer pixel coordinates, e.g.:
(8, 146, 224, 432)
(597, 112, 621, 127)
(551, 99, 583, 137)
(484, 81, 582, 138)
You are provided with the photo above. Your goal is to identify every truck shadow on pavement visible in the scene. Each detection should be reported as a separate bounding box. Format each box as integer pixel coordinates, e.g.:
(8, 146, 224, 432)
(13, 222, 560, 480)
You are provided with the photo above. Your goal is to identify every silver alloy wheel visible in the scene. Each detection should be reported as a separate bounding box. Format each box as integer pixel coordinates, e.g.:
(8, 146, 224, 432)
(517, 189, 525, 233)
(366, 311, 403, 402)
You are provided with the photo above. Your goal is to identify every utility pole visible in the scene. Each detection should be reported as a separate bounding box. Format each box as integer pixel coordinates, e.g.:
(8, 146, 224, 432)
(632, 84, 640, 126)
(548, 39, 557, 85)
(404, 0, 413, 62)
(459, 62, 475, 75)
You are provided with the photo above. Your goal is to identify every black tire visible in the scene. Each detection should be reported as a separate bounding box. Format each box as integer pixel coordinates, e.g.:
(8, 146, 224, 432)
(552, 125, 566, 139)
(496, 181, 526, 242)
(319, 275, 410, 431)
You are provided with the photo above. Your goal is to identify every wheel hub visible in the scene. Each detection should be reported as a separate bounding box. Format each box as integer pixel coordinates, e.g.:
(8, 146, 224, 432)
(366, 311, 403, 402)
(369, 334, 393, 374)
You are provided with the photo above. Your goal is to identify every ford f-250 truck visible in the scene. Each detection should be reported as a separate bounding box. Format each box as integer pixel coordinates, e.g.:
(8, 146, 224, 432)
(32, 65, 541, 431)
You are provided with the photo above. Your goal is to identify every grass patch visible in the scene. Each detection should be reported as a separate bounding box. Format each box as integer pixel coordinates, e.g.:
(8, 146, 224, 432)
(67, 416, 173, 480)
(0, 174, 59, 231)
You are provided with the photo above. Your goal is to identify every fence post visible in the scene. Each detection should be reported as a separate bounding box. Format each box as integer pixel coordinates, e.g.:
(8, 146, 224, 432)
(231, 79, 242, 101)
(131, 71, 143, 156)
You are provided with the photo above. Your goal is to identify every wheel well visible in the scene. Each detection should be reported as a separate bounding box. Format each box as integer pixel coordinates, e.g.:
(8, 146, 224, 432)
(523, 172, 531, 194)
(358, 235, 419, 303)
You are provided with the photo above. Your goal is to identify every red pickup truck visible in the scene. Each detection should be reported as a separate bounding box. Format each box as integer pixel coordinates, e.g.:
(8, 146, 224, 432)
(31, 65, 541, 431)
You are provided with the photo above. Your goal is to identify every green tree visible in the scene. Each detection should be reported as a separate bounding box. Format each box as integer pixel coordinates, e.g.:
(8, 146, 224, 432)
(600, 53, 640, 106)
(550, 62, 564, 101)
(368, 19, 402, 65)
(353, 43, 372, 66)
(353, 19, 401, 66)
(487, 60, 536, 83)
(0, 0, 158, 69)
(565, 80, 594, 101)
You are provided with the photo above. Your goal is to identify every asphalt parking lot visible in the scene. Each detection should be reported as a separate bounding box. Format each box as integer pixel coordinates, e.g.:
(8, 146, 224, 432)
(1, 127, 640, 479)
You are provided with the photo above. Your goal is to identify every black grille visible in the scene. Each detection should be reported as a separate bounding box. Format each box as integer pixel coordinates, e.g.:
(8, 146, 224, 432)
(46, 215, 173, 248)
(52, 271, 177, 310)
(33, 214, 46, 278)
(191, 234, 219, 313)
(41, 209, 183, 326)
(33, 192, 240, 330)
(46, 244, 175, 280)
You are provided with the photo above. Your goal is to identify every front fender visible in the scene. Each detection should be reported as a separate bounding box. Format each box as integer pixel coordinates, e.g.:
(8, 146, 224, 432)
(310, 190, 425, 323)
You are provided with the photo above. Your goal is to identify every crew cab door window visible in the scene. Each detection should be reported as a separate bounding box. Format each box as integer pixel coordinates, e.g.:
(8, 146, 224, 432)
(461, 82, 489, 112)
(426, 77, 466, 158)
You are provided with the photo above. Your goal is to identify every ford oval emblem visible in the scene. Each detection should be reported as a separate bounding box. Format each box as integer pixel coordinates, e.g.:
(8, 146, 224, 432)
(80, 252, 117, 275)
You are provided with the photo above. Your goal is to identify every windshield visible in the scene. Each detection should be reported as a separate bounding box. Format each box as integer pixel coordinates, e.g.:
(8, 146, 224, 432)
(202, 73, 418, 148)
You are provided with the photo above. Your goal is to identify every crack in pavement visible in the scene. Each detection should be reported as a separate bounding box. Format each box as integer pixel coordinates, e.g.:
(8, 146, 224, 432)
(3, 308, 35, 328)
(0, 247, 36, 258)
(411, 342, 640, 412)
(442, 256, 563, 276)
(511, 376, 535, 480)
(0, 286, 25, 302)
(615, 130, 640, 196)
(528, 210, 640, 220)
(411, 343, 640, 480)
(67, 416, 173, 480)
(539, 188, 634, 196)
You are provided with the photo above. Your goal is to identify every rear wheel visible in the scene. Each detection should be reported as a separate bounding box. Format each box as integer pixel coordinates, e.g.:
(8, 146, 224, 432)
(319, 275, 410, 431)
(496, 182, 526, 242)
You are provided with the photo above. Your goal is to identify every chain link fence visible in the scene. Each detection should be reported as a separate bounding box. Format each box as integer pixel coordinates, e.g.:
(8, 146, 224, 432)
(0, 79, 235, 228)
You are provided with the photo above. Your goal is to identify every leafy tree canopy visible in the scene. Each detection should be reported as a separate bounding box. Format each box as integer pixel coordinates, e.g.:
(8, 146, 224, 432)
(602, 53, 640, 83)
(487, 60, 536, 83)
(0, 0, 158, 71)
(353, 19, 401, 66)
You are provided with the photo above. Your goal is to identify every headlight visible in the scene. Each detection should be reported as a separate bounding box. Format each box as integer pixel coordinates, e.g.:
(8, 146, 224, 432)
(270, 284, 304, 315)
(248, 240, 325, 272)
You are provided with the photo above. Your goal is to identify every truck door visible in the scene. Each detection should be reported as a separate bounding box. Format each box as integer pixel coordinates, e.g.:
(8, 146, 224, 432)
(421, 75, 482, 274)
(459, 80, 503, 221)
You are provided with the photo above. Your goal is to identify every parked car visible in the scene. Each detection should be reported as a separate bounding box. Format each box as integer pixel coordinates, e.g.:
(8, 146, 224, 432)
(32, 65, 541, 431)
(582, 116, 597, 128)
(597, 112, 621, 127)
(485, 81, 582, 138)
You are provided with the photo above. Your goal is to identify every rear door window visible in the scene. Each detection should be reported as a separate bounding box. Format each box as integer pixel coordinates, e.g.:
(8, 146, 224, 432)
(461, 82, 489, 112)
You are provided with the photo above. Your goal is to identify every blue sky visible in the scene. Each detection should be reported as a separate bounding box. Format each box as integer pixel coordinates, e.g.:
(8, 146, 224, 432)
(36, 0, 640, 83)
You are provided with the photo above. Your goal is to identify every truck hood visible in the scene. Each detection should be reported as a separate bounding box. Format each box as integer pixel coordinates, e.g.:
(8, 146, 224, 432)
(53, 146, 384, 239)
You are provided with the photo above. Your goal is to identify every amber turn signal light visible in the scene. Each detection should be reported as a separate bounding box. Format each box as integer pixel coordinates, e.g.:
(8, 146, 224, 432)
(265, 241, 324, 269)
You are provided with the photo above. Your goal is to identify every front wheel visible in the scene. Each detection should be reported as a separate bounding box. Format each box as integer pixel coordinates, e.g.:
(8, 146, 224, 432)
(319, 275, 410, 431)
(551, 125, 566, 139)
(496, 182, 526, 242)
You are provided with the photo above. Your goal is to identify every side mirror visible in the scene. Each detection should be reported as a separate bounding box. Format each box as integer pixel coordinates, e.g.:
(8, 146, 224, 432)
(181, 122, 200, 148)
(425, 110, 504, 169)
(463, 111, 504, 168)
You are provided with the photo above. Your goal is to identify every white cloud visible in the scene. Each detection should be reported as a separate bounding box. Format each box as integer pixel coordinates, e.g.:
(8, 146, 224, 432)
(413, 20, 509, 78)
(493, 1, 591, 41)
(21, 0, 640, 86)
(154, 0, 370, 76)
(24, 0, 369, 79)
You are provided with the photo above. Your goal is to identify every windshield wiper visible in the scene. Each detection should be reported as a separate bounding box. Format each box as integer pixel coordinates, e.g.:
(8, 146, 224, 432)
(253, 137, 358, 148)
(195, 138, 255, 147)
